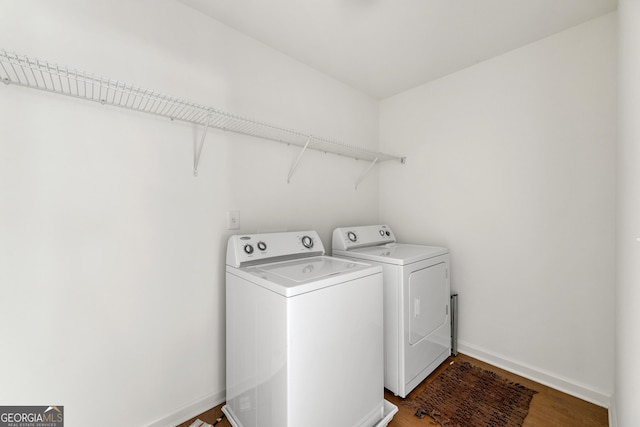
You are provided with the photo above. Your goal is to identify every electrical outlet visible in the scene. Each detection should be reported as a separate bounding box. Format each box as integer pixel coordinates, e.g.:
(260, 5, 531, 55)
(227, 210, 240, 230)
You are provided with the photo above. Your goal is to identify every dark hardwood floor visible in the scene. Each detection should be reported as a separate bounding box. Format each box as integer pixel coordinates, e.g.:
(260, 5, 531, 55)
(176, 353, 608, 427)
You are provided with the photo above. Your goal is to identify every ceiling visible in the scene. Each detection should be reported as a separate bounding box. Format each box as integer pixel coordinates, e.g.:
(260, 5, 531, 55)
(178, 0, 617, 99)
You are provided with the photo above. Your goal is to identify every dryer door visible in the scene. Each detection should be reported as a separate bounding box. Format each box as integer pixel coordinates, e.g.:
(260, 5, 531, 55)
(401, 254, 451, 397)
(409, 262, 447, 345)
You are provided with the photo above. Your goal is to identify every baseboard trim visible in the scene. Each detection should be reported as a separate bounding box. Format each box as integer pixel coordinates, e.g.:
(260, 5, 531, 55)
(457, 341, 611, 409)
(608, 393, 617, 427)
(145, 390, 226, 427)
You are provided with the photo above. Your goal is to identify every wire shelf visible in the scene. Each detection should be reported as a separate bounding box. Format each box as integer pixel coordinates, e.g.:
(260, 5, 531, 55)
(0, 49, 405, 166)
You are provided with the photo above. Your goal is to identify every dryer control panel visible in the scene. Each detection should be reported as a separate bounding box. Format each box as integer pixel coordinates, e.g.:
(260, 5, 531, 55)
(227, 230, 324, 267)
(332, 225, 396, 251)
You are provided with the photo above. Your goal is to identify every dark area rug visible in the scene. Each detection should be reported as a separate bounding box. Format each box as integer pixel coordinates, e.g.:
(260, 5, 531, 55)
(404, 361, 537, 427)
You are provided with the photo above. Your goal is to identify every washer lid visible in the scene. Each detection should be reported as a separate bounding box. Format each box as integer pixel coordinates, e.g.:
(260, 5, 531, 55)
(230, 256, 381, 297)
(335, 243, 448, 265)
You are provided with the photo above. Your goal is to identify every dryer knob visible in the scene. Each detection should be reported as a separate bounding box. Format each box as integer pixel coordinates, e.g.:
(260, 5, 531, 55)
(347, 231, 357, 242)
(379, 229, 385, 236)
(257, 241, 267, 251)
(244, 244, 254, 254)
(301, 235, 314, 249)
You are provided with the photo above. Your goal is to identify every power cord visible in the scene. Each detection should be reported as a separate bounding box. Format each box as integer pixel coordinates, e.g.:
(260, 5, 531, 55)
(212, 413, 226, 426)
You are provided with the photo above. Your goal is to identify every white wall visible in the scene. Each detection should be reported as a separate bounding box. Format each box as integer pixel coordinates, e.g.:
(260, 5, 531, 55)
(615, 2, 640, 426)
(379, 14, 616, 406)
(0, 1, 380, 426)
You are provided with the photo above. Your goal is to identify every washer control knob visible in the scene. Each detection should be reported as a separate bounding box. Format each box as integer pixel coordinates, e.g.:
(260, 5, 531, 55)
(243, 244, 254, 254)
(386, 231, 391, 237)
(257, 241, 267, 251)
(379, 229, 385, 236)
(347, 231, 357, 242)
(301, 235, 314, 249)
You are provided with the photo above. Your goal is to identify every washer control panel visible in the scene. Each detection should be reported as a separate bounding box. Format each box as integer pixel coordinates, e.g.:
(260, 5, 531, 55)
(227, 230, 324, 267)
(332, 225, 396, 251)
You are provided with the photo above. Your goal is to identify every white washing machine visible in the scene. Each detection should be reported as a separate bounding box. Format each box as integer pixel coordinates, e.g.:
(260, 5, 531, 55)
(332, 225, 451, 398)
(223, 230, 398, 427)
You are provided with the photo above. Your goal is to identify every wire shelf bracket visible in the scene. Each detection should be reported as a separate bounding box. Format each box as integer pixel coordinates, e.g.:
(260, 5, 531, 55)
(355, 156, 379, 190)
(194, 115, 211, 177)
(0, 49, 405, 183)
(287, 136, 312, 184)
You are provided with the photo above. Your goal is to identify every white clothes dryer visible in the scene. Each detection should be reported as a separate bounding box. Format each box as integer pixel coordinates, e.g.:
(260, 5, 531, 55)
(332, 225, 451, 398)
(224, 230, 398, 427)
